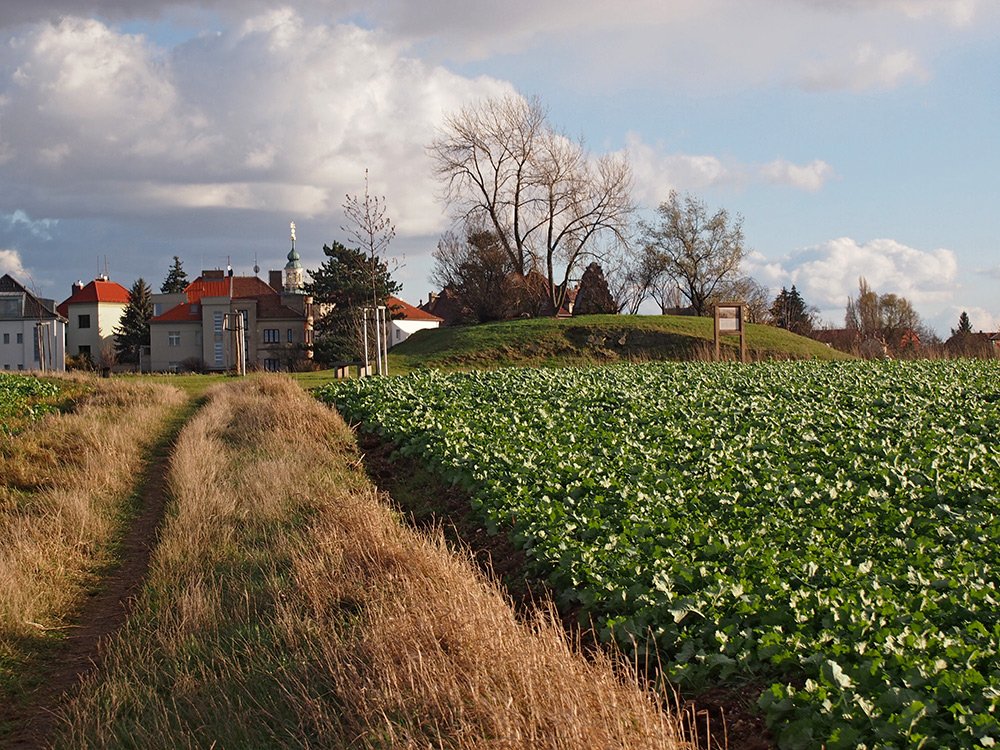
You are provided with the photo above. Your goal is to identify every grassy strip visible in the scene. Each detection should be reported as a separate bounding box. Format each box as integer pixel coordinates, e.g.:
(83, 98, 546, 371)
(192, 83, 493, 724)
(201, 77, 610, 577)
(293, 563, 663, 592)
(0, 378, 186, 711)
(389, 314, 849, 373)
(57, 375, 687, 749)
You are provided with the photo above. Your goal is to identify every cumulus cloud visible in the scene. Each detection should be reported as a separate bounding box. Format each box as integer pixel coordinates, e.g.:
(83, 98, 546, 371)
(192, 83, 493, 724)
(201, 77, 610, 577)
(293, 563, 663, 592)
(1, 1, 991, 98)
(759, 159, 835, 192)
(0, 10, 510, 234)
(624, 134, 834, 205)
(798, 44, 928, 92)
(0, 248, 28, 277)
(745, 237, 958, 317)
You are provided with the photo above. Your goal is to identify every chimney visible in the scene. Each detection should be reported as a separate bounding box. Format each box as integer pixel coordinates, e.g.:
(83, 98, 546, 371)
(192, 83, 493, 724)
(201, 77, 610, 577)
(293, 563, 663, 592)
(72, 280, 84, 294)
(269, 270, 283, 292)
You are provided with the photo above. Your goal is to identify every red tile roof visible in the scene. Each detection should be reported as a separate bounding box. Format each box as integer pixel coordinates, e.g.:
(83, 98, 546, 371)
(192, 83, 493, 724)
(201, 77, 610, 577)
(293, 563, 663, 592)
(151, 294, 305, 324)
(184, 275, 276, 302)
(57, 279, 130, 317)
(152, 302, 202, 323)
(387, 295, 443, 322)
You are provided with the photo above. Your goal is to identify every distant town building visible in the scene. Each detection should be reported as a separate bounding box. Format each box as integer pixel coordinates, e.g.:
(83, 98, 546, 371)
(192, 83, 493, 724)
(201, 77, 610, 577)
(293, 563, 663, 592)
(56, 276, 130, 363)
(0, 274, 66, 372)
(386, 295, 442, 348)
(149, 268, 313, 372)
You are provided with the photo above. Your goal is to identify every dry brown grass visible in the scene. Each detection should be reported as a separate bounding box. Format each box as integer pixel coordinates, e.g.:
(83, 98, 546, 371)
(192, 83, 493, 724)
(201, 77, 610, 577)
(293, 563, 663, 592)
(0, 377, 185, 649)
(57, 375, 687, 749)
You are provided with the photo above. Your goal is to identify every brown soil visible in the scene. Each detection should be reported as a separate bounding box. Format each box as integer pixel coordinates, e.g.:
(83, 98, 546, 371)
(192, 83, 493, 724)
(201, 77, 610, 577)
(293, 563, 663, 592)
(0, 418, 184, 749)
(358, 432, 776, 750)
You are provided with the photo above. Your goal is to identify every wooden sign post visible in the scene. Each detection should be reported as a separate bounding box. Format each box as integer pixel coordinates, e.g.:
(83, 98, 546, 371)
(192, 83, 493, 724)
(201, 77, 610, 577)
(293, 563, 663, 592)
(714, 303, 747, 362)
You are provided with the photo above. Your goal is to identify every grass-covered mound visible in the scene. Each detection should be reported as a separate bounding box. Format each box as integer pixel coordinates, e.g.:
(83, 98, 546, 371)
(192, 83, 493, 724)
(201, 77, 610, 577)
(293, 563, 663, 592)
(389, 314, 850, 373)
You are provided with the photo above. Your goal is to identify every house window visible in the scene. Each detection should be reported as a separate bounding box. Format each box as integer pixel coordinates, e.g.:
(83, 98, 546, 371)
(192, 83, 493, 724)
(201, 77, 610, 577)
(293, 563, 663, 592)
(78, 314, 91, 329)
(287, 328, 294, 343)
(153, 303, 162, 317)
(263, 329, 280, 343)
(79, 345, 91, 358)
(16, 333, 22, 344)
(0, 293, 23, 318)
(168, 331, 181, 347)
(3, 364, 8, 370)
(213, 311, 224, 334)
(214, 341, 224, 366)
(2, 333, 8, 344)
(263, 358, 281, 372)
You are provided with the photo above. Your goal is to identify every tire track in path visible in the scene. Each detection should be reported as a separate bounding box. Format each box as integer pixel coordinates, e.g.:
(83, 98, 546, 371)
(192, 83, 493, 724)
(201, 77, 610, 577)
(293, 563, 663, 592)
(1, 399, 200, 749)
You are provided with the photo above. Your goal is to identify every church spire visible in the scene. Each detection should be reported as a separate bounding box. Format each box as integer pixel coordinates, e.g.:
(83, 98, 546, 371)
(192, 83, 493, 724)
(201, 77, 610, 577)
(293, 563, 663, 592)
(284, 220, 304, 293)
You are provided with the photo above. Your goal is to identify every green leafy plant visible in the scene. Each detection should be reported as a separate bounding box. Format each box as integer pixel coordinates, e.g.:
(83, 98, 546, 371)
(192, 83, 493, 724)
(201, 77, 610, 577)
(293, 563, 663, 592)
(0, 373, 61, 432)
(317, 361, 1000, 748)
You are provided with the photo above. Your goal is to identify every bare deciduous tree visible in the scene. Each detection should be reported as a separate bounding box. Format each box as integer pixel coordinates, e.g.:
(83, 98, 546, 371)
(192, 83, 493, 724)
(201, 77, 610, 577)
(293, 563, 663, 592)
(639, 191, 746, 316)
(343, 169, 397, 312)
(430, 95, 633, 315)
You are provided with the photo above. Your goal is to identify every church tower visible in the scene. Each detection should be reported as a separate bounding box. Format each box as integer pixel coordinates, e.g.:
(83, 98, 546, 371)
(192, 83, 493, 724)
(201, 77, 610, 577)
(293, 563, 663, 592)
(284, 221, 304, 293)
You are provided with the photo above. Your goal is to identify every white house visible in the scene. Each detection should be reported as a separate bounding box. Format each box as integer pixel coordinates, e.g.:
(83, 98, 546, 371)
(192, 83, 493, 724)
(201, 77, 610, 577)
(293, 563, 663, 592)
(57, 276, 130, 363)
(386, 295, 443, 348)
(0, 274, 66, 372)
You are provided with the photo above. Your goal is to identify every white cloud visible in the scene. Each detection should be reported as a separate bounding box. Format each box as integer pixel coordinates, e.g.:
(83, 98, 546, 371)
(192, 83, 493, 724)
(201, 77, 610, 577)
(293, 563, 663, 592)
(624, 134, 834, 205)
(0, 11, 511, 235)
(0, 248, 28, 277)
(760, 159, 835, 192)
(2, 210, 57, 240)
(746, 237, 958, 319)
(798, 44, 928, 92)
(893, 0, 978, 26)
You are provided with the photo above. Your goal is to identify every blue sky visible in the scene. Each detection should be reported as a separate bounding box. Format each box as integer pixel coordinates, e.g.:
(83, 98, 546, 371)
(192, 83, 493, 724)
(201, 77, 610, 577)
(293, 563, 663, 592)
(0, 0, 997, 335)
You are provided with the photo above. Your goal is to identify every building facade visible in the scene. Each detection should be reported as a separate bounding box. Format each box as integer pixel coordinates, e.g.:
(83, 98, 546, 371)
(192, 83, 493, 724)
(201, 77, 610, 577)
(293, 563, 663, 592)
(149, 269, 313, 372)
(386, 295, 442, 348)
(56, 276, 130, 363)
(0, 274, 66, 372)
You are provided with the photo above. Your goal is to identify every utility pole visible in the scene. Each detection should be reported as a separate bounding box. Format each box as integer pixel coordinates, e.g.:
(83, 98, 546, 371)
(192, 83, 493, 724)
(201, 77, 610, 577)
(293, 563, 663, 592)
(224, 312, 247, 375)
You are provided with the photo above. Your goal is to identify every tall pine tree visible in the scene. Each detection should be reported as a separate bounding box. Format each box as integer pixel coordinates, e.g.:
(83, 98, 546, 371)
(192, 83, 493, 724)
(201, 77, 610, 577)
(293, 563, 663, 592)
(306, 242, 400, 364)
(952, 311, 973, 335)
(161, 256, 189, 293)
(114, 279, 152, 364)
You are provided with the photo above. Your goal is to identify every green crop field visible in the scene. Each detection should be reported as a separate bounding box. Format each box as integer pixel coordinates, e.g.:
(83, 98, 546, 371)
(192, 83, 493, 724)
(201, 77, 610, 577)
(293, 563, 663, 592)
(0, 372, 61, 432)
(319, 360, 1000, 749)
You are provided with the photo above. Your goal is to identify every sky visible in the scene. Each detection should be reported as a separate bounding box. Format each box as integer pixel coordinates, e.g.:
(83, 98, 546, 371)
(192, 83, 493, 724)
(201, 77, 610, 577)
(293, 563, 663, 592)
(0, 0, 997, 335)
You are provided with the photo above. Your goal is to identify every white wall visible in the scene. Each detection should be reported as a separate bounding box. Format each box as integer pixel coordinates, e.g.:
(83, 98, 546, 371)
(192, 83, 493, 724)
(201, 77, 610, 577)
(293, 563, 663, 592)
(0, 319, 66, 372)
(388, 319, 439, 348)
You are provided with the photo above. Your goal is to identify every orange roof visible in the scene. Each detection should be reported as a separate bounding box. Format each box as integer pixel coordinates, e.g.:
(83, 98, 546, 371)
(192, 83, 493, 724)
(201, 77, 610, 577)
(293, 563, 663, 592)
(184, 275, 277, 302)
(387, 295, 443, 322)
(57, 278, 130, 317)
(152, 302, 202, 323)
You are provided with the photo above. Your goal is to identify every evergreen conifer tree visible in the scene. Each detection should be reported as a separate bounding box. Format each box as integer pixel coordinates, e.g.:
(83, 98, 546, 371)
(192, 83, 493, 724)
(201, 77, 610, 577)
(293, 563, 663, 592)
(769, 285, 813, 335)
(113, 278, 152, 364)
(307, 242, 401, 363)
(573, 262, 618, 315)
(161, 256, 189, 293)
(953, 311, 973, 335)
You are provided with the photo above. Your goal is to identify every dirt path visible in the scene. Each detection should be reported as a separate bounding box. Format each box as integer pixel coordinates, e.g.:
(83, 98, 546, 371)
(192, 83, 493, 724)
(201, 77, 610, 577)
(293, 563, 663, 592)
(0, 403, 195, 749)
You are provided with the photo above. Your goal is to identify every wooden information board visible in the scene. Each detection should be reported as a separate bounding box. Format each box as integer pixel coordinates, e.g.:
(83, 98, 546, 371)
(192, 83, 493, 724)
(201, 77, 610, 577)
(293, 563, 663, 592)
(714, 303, 747, 362)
